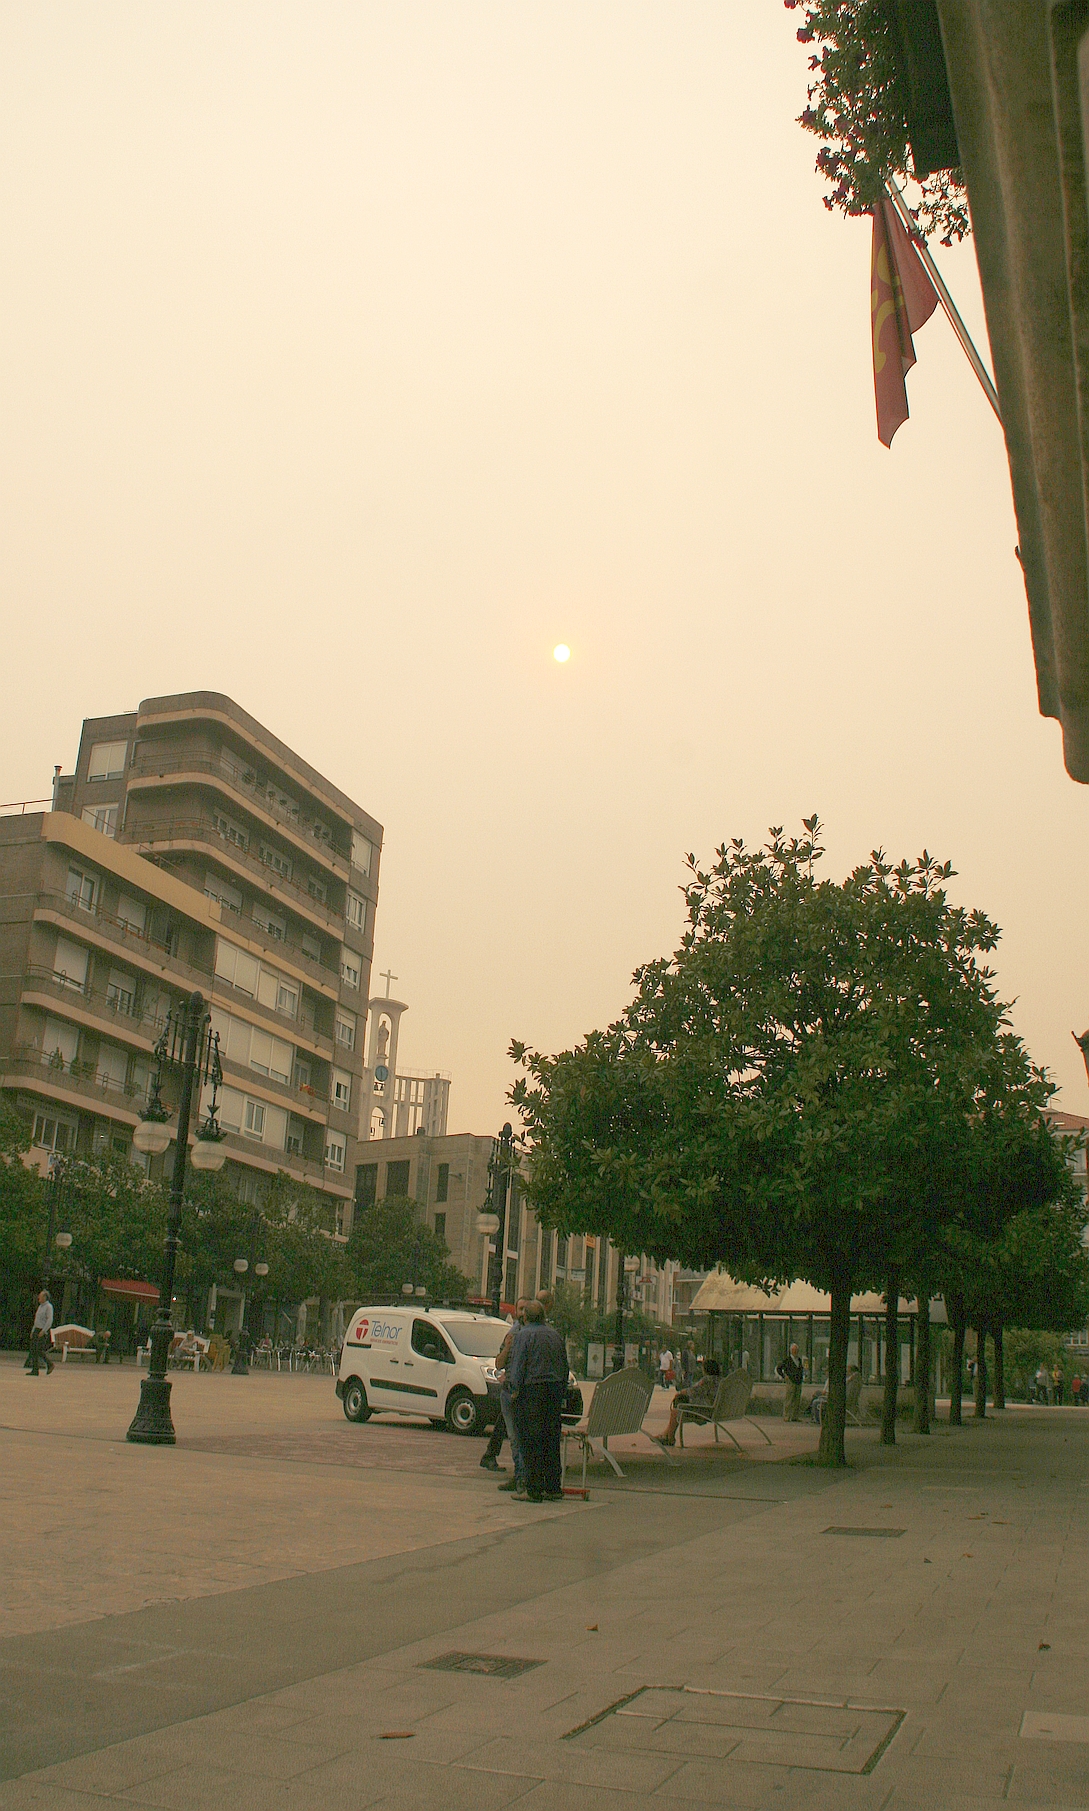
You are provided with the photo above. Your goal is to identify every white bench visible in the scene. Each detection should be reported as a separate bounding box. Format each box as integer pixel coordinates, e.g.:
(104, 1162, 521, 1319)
(677, 1369, 774, 1450)
(561, 1367, 678, 1489)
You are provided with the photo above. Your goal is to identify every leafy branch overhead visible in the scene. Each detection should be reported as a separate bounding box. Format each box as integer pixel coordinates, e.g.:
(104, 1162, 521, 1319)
(785, 0, 970, 243)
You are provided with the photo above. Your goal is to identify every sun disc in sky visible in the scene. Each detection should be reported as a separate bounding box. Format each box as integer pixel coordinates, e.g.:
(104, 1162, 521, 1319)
(553, 643, 570, 663)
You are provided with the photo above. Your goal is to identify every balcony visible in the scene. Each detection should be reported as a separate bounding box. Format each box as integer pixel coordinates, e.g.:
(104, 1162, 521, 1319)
(33, 892, 213, 988)
(210, 973, 334, 1058)
(20, 967, 172, 1045)
(216, 1127, 352, 1195)
(219, 1051, 330, 1121)
(127, 751, 352, 871)
(118, 815, 346, 936)
(2, 1046, 149, 1117)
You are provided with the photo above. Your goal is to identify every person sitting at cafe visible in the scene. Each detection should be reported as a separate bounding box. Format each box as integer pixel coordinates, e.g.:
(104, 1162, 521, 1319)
(656, 1358, 721, 1446)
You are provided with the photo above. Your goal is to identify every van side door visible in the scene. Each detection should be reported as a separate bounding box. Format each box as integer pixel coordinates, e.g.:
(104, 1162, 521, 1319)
(402, 1318, 454, 1411)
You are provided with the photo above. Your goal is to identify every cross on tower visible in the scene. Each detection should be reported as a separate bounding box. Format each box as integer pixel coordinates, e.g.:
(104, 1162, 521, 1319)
(379, 968, 398, 998)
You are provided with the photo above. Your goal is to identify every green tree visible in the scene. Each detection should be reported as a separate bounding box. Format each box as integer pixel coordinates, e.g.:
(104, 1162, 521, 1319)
(347, 1195, 472, 1302)
(514, 820, 1025, 1466)
(0, 1101, 48, 1345)
(58, 1152, 167, 1311)
(785, 0, 969, 241)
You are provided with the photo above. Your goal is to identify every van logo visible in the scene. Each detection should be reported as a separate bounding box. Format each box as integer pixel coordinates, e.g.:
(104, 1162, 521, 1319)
(355, 1317, 369, 1342)
(369, 1320, 402, 1344)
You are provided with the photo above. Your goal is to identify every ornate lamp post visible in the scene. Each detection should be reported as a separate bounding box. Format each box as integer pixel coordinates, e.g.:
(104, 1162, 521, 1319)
(127, 991, 227, 1445)
(482, 1123, 515, 1318)
(230, 1212, 270, 1374)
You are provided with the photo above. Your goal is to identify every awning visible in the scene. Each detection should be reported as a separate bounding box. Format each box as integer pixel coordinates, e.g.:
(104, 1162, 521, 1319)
(99, 1279, 160, 1304)
(689, 1273, 943, 1319)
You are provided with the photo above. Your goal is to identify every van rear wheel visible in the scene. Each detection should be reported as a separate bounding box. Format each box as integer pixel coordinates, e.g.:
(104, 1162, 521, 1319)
(445, 1389, 480, 1435)
(343, 1379, 371, 1423)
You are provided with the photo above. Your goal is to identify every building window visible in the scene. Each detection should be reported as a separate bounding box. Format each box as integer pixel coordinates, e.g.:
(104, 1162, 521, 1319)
(325, 1136, 345, 1172)
(356, 1162, 378, 1208)
(204, 873, 243, 916)
(340, 951, 360, 990)
(266, 784, 299, 821)
(87, 740, 127, 781)
(244, 1098, 265, 1138)
(214, 810, 248, 850)
(106, 969, 137, 1017)
(32, 1111, 78, 1152)
(260, 843, 292, 879)
(117, 894, 148, 934)
(53, 937, 89, 992)
(435, 1162, 450, 1203)
(211, 1007, 293, 1085)
(66, 866, 98, 912)
(307, 874, 328, 904)
(351, 832, 373, 876)
(301, 932, 322, 962)
(505, 1257, 518, 1307)
(385, 1159, 410, 1197)
(82, 804, 118, 838)
(345, 890, 365, 931)
(434, 1212, 446, 1244)
(252, 902, 286, 941)
(237, 1170, 260, 1204)
(335, 1011, 356, 1051)
(215, 941, 298, 1019)
(332, 1068, 352, 1112)
(43, 1016, 80, 1067)
(286, 1115, 305, 1156)
(312, 819, 332, 847)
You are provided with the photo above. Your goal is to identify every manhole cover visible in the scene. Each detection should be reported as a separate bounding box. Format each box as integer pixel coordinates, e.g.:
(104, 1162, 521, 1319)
(824, 1526, 905, 1538)
(419, 1651, 544, 1679)
(565, 1687, 904, 1774)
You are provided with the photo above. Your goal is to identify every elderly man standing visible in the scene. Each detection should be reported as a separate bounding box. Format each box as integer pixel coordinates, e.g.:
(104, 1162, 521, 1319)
(508, 1300, 568, 1502)
(777, 1343, 804, 1420)
(28, 1290, 55, 1376)
(479, 1299, 528, 1487)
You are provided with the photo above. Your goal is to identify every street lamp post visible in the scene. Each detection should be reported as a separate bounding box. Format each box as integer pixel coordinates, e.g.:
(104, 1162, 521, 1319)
(485, 1123, 514, 1319)
(127, 991, 227, 1445)
(231, 1212, 269, 1374)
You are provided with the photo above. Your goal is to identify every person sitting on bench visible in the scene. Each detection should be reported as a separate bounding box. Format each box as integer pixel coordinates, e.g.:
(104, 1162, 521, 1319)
(656, 1358, 721, 1447)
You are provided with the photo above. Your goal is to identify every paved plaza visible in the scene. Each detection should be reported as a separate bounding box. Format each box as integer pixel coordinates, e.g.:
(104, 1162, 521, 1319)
(2, 1358, 1088, 1810)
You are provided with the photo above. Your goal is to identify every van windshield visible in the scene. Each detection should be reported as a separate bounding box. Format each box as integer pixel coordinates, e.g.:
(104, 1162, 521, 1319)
(437, 1318, 509, 1357)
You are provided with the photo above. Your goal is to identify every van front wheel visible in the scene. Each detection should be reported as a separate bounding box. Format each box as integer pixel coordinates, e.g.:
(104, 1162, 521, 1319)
(445, 1389, 481, 1436)
(343, 1379, 371, 1423)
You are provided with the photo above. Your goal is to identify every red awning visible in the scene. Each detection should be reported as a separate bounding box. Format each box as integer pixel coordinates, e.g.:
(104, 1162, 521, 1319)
(100, 1279, 160, 1304)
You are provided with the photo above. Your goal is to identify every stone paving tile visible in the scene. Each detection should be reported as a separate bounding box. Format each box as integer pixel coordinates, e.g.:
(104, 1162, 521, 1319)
(663, 1758, 890, 1809)
(452, 1735, 685, 1793)
(0, 1789, 123, 1811)
(513, 1782, 664, 1811)
(295, 1753, 540, 1810)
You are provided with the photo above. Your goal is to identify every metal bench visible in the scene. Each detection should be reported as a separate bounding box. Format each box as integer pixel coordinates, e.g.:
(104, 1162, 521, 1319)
(677, 1368, 773, 1450)
(561, 1367, 677, 1489)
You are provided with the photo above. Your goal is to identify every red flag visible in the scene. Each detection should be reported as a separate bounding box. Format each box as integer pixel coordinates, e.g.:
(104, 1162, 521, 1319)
(870, 195, 939, 447)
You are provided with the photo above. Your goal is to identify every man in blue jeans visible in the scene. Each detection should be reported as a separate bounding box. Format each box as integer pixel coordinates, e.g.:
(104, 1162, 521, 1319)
(480, 1300, 528, 1492)
(508, 1300, 568, 1501)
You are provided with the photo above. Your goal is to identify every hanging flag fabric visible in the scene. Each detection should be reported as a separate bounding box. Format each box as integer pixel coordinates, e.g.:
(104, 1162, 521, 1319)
(870, 194, 939, 447)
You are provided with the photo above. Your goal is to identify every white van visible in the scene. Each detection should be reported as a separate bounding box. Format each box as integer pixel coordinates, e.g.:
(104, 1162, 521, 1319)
(335, 1306, 509, 1435)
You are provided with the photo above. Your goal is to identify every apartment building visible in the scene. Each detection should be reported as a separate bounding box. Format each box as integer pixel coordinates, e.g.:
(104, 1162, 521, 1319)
(354, 1130, 674, 1316)
(0, 692, 381, 1231)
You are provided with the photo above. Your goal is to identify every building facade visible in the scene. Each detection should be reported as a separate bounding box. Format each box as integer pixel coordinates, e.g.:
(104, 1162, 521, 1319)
(354, 1130, 677, 1317)
(0, 692, 381, 1233)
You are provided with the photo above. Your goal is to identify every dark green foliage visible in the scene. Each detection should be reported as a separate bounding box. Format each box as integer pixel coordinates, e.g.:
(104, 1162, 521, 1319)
(786, 0, 969, 241)
(0, 1101, 47, 1344)
(513, 819, 1064, 1466)
(347, 1195, 472, 1302)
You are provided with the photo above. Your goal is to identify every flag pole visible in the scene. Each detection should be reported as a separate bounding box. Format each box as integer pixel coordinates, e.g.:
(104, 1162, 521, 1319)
(885, 180, 1002, 425)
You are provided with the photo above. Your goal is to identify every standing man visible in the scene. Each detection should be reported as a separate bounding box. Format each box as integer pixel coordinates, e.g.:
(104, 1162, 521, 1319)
(479, 1300, 527, 1486)
(508, 1300, 568, 1502)
(777, 1343, 804, 1421)
(28, 1290, 55, 1376)
(658, 1346, 674, 1389)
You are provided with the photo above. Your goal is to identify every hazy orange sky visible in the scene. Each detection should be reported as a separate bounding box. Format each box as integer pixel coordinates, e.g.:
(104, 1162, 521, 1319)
(2, 4, 1085, 1133)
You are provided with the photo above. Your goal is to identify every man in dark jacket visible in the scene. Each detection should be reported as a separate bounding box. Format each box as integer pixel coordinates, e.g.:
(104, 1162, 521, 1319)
(777, 1343, 804, 1421)
(508, 1300, 568, 1501)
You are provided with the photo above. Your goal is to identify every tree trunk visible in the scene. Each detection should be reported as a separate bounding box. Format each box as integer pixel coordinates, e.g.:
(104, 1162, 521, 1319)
(817, 1274, 851, 1467)
(913, 1292, 932, 1434)
(881, 1271, 899, 1446)
(948, 1292, 965, 1425)
(993, 1322, 1005, 1410)
(974, 1323, 987, 1418)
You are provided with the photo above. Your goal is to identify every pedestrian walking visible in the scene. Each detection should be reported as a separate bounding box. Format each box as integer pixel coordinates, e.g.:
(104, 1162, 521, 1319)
(480, 1300, 528, 1486)
(28, 1290, 55, 1376)
(508, 1300, 567, 1501)
(658, 1346, 674, 1388)
(1071, 1373, 1083, 1407)
(1052, 1365, 1065, 1405)
(776, 1343, 804, 1421)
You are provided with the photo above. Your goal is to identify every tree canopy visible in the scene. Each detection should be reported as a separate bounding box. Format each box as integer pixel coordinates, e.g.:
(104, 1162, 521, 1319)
(347, 1195, 472, 1303)
(513, 820, 1071, 1464)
